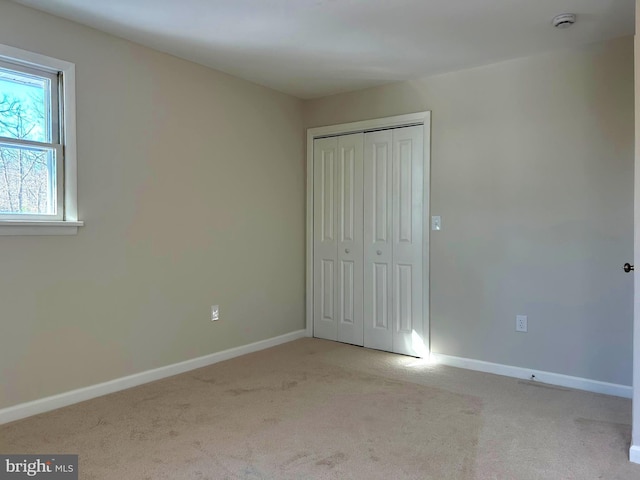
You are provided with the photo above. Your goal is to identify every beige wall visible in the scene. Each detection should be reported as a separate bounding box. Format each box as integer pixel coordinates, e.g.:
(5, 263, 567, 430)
(305, 37, 635, 385)
(0, 1, 305, 408)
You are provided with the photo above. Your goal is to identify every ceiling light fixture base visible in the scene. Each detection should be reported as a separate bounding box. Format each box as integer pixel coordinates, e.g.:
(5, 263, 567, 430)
(552, 13, 577, 28)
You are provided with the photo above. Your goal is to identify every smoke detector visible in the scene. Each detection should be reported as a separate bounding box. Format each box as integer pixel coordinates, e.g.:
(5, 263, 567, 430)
(552, 13, 576, 28)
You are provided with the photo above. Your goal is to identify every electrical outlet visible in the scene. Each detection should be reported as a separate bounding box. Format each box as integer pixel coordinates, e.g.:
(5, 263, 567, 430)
(516, 315, 527, 332)
(211, 305, 219, 321)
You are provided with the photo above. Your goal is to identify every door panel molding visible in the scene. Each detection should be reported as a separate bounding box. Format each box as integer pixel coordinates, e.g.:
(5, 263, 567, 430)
(364, 130, 393, 352)
(313, 137, 339, 341)
(336, 133, 364, 345)
(391, 125, 424, 356)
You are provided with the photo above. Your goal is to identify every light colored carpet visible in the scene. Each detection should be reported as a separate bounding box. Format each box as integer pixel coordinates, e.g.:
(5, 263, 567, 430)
(1, 338, 639, 479)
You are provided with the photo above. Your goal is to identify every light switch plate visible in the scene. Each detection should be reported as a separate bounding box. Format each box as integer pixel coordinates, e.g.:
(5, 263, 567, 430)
(431, 216, 441, 231)
(211, 305, 219, 321)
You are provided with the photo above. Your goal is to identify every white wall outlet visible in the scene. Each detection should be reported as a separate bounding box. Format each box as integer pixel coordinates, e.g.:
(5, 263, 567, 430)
(431, 215, 441, 231)
(211, 305, 219, 321)
(516, 315, 527, 332)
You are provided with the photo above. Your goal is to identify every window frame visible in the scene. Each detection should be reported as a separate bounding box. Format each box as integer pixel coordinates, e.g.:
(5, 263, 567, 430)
(0, 44, 81, 235)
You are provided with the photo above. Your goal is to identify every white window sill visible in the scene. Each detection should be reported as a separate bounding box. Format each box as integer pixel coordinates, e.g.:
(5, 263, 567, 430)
(0, 221, 84, 236)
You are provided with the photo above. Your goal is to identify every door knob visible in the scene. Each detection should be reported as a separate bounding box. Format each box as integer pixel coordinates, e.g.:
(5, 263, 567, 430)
(376, 250, 382, 255)
(624, 263, 634, 273)
(345, 248, 350, 254)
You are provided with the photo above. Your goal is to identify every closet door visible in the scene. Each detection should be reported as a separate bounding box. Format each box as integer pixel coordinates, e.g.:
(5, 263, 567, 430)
(313, 137, 339, 341)
(313, 134, 364, 344)
(314, 125, 424, 355)
(363, 130, 393, 352)
(336, 134, 364, 346)
(391, 125, 424, 356)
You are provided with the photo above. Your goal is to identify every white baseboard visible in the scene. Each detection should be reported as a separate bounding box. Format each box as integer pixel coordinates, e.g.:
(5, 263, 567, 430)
(430, 352, 632, 399)
(630, 445, 640, 464)
(0, 329, 307, 425)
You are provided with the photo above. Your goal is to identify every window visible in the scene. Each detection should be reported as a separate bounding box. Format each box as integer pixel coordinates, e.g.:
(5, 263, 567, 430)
(0, 61, 60, 218)
(0, 44, 81, 235)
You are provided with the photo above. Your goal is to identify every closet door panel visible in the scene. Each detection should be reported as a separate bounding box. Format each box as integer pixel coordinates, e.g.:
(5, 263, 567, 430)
(392, 126, 424, 356)
(313, 123, 426, 356)
(363, 130, 393, 352)
(336, 134, 364, 346)
(313, 137, 339, 341)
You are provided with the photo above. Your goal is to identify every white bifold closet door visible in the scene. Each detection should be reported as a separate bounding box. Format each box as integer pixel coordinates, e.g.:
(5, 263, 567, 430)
(313, 133, 364, 346)
(363, 126, 423, 356)
(313, 125, 423, 356)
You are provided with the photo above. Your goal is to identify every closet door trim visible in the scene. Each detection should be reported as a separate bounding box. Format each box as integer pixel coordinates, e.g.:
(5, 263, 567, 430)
(306, 112, 431, 357)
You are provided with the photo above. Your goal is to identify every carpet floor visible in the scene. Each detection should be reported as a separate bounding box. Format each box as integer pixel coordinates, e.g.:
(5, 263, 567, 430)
(1, 338, 639, 479)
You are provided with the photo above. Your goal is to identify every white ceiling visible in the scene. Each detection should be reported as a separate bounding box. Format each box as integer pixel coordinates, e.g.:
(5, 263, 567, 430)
(11, 0, 636, 99)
